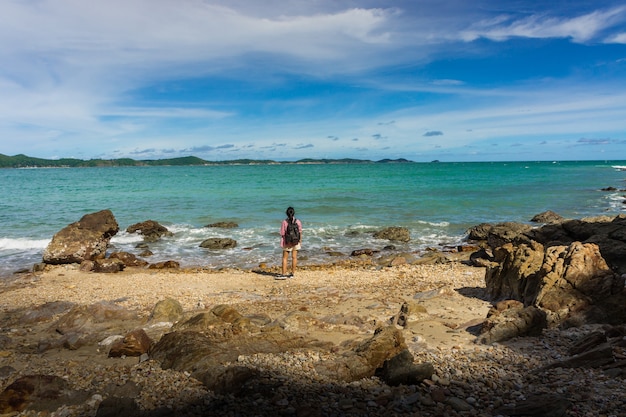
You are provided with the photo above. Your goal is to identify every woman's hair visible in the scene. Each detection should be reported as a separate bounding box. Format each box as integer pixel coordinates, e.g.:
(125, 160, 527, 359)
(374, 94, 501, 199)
(286, 207, 295, 220)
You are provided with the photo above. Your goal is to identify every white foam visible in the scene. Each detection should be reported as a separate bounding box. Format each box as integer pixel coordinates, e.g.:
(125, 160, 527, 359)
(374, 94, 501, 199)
(0, 237, 50, 250)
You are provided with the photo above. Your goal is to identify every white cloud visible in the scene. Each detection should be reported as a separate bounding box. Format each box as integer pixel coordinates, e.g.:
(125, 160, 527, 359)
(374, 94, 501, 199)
(462, 6, 626, 43)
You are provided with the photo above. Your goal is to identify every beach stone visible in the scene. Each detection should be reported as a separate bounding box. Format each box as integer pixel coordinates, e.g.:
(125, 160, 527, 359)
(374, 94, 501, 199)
(148, 260, 180, 269)
(126, 220, 172, 242)
(314, 326, 407, 382)
(205, 221, 239, 228)
(150, 298, 184, 323)
(495, 393, 572, 417)
(375, 349, 434, 386)
(477, 304, 547, 344)
(92, 258, 125, 273)
(108, 329, 152, 357)
(0, 374, 90, 414)
(108, 251, 149, 267)
(351, 248, 378, 257)
(373, 227, 410, 242)
(95, 396, 140, 417)
(42, 209, 119, 265)
(199, 237, 237, 249)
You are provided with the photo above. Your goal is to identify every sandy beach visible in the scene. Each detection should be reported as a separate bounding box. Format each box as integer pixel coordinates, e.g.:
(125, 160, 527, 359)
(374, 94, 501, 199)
(1, 261, 624, 416)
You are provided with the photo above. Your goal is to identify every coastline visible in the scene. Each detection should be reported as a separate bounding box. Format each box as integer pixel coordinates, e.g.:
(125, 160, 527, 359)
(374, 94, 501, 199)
(1, 260, 623, 416)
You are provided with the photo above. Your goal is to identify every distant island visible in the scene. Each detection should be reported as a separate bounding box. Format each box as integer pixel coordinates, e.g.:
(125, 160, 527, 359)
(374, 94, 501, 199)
(0, 154, 414, 169)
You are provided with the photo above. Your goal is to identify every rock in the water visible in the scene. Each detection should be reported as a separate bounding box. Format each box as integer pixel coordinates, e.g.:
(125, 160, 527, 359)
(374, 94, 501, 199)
(199, 237, 237, 249)
(205, 221, 239, 228)
(42, 209, 119, 265)
(373, 227, 410, 242)
(126, 220, 172, 242)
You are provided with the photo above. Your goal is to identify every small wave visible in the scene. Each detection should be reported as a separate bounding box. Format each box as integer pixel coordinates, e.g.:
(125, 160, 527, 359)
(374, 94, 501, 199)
(0, 237, 50, 250)
(416, 220, 450, 227)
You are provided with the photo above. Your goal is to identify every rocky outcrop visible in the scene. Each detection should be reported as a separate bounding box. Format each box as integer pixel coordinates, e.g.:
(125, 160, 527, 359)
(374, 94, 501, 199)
(484, 241, 624, 325)
(126, 220, 172, 242)
(477, 300, 547, 344)
(471, 212, 626, 328)
(42, 209, 119, 265)
(373, 227, 410, 242)
(199, 238, 237, 249)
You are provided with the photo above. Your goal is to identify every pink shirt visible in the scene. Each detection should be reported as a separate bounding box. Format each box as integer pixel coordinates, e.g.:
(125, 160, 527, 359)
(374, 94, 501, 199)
(280, 218, 302, 248)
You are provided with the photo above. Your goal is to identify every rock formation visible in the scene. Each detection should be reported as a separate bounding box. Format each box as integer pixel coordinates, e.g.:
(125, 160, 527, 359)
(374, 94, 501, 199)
(42, 209, 119, 265)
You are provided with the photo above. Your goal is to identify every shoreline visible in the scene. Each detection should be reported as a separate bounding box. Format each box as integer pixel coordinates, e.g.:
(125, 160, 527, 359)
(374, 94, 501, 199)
(2, 261, 624, 416)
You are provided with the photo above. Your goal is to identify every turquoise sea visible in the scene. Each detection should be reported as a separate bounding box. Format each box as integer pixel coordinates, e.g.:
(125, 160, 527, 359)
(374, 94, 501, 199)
(1, 161, 625, 278)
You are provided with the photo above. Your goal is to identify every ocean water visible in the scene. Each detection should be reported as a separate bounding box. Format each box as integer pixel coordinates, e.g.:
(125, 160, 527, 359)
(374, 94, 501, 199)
(1, 161, 625, 278)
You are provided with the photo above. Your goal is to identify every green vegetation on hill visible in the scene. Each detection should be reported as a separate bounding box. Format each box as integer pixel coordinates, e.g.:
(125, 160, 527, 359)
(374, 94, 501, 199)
(0, 153, 414, 168)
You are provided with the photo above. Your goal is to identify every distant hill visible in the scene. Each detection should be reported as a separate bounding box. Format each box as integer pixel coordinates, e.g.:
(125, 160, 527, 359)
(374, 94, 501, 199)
(0, 154, 414, 168)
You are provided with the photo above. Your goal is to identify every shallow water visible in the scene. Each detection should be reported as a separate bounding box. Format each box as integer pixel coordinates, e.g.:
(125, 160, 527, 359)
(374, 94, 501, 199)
(1, 160, 624, 277)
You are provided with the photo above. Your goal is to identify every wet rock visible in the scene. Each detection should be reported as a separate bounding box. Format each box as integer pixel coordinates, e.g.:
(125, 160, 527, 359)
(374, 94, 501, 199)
(126, 220, 172, 242)
(373, 227, 410, 242)
(351, 248, 379, 257)
(205, 221, 239, 228)
(108, 251, 149, 267)
(42, 209, 119, 265)
(199, 237, 237, 249)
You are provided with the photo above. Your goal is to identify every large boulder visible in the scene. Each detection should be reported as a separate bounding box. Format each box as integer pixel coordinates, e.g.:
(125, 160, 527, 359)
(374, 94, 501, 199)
(485, 241, 625, 325)
(42, 209, 119, 265)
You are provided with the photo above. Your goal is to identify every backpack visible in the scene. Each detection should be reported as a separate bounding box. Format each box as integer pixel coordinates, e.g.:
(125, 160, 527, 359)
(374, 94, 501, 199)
(285, 218, 300, 245)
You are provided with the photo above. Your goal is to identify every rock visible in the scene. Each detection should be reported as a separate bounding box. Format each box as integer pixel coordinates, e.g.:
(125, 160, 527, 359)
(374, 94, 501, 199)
(20, 301, 75, 324)
(0, 375, 90, 414)
(108, 329, 152, 357)
(495, 393, 571, 417)
(95, 396, 140, 417)
(412, 251, 450, 265)
(108, 251, 149, 267)
(351, 248, 378, 257)
(205, 221, 239, 228)
(314, 326, 407, 382)
(375, 349, 434, 386)
(126, 220, 172, 242)
(47, 302, 139, 350)
(466, 222, 533, 248)
(485, 241, 623, 325)
(477, 303, 547, 344)
(373, 227, 410, 242)
(148, 260, 180, 269)
(150, 298, 184, 323)
(484, 241, 545, 302)
(92, 258, 126, 273)
(199, 237, 237, 249)
(42, 209, 119, 265)
(531, 210, 565, 223)
(543, 343, 615, 369)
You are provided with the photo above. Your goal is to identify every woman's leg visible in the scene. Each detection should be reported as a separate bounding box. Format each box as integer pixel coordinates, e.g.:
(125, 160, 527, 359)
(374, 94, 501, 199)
(282, 250, 289, 275)
(291, 250, 298, 275)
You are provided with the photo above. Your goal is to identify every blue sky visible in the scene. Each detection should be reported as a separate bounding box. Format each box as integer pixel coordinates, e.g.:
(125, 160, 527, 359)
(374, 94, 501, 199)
(1, 0, 625, 162)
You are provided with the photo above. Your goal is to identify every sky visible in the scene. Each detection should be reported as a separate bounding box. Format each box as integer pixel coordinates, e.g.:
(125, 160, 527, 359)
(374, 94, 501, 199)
(1, 0, 625, 162)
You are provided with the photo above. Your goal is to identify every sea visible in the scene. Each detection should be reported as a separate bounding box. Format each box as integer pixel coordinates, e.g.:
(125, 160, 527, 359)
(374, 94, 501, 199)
(1, 160, 625, 279)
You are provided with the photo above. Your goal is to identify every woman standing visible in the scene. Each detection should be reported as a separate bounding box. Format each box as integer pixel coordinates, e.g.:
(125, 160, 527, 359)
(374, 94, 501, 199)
(277, 206, 302, 279)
